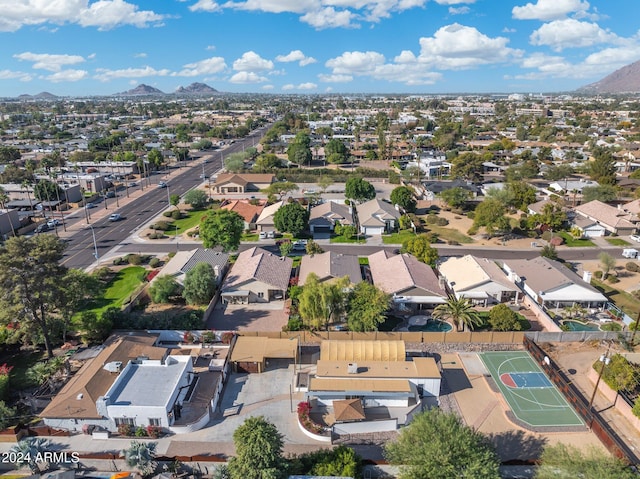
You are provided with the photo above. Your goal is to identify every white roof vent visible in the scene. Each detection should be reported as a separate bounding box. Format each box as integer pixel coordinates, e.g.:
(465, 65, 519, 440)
(76, 393, 83, 400)
(103, 361, 122, 373)
(347, 363, 358, 374)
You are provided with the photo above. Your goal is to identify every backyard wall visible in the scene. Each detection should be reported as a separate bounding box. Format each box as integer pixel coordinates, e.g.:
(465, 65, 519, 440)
(588, 367, 640, 433)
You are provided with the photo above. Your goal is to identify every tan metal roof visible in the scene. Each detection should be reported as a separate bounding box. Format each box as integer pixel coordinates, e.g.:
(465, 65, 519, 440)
(316, 357, 440, 379)
(230, 336, 298, 363)
(320, 340, 405, 362)
(309, 377, 412, 393)
(333, 398, 365, 422)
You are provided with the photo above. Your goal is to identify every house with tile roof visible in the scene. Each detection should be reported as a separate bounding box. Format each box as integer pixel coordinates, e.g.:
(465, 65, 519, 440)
(221, 246, 293, 304)
(368, 250, 447, 312)
(211, 173, 275, 194)
(298, 251, 362, 286)
(255, 200, 284, 232)
(356, 199, 401, 236)
(574, 200, 637, 236)
(438, 255, 520, 307)
(156, 248, 229, 286)
(501, 257, 607, 309)
(308, 201, 353, 234)
(221, 199, 265, 230)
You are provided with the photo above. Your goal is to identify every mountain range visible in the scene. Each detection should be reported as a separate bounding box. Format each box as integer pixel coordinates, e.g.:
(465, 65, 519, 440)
(116, 82, 219, 96)
(579, 60, 640, 94)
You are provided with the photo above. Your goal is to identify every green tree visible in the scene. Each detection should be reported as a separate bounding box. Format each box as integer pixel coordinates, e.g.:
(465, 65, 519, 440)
(279, 241, 293, 257)
(0, 236, 66, 358)
(433, 296, 482, 332)
(149, 276, 182, 303)
(200, 209, 244, 251)
(147, 149, 164, 170)
(473, 198, 511, 237)
(262, 181, 299, 200)
(305, 240, 324, 255)
(228, 416, 285, 479)
(347, 282, 390, 331)
(0, 146, 21, 163)
(596, 354, 639, 393)
(488, 303, 522, 331)
(325, 138, 348, 164)
(273, 202, 308, 237)
(287, 132, 312, 166)
(582, 185, 617, 203)
(182, 262, 216, 306)
(390, 186, 417, 213)
(598, 251, 616, 279)
(440, 187, 470, 209)
(385, 409, 500, 479)
(401, 235, 439, 267)
(80, 310, 113, 343)
(344, 177, 375, 203)
(33, 179, 63, 202)
(58, 268, 102, 342)
(298, 273, 349, 330)
(540, 244, 558, 261)
(535, 443, 636, 479)
(506, 181, 537, 211)
(122, 441, 158, 477)
(0, 401, 16, 430)
(253, 153, 283, 171)
(183, 189, 208, 209)
(533, 202, 567, 230)
(170, 193, 180, 210)
(588, 147, 617, 185)
(311, 445, 361, 477)
(451, 152, 485, 182)
(543, 164, 574, 181)
(224, 154, 245, 173)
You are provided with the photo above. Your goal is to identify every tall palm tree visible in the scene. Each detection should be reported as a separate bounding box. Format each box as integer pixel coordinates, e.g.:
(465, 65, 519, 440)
(432, 295, 482, 332)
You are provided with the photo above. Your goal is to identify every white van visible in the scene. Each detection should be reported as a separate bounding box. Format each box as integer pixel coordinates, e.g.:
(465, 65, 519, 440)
(622, 248, 639, 259)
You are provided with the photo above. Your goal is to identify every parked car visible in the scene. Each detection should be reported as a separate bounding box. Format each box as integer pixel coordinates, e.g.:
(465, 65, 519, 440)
(35, 223, 51, 233)
(292, 240, 307, 251)
(630, 235, 640, 243)
(105, 191, 116, 198)
(259, 231, 267, 240)
(85, 202, 97, 209)
(47, 219, 61, 228)
(109, 213, 123, 222)
(267, 230, 275, 239)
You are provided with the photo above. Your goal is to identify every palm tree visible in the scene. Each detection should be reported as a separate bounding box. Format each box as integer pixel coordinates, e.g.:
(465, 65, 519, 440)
(122, 440, 157, 477)
(10, 438, 51, 474)
(432, 295, 482, 332)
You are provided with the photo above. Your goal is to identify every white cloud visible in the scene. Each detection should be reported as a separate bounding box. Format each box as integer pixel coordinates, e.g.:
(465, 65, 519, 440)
(261, 84, 275, 90)
(0, 70, 32, 81)
(300, 7, 356, 29)
(94, 66, 171, 81)
(512, 0, 590, 21)
(189, 0, 221, 12)
(45, 69, 88, 82)
(174, 57, 227, 77)
(318, 73, 353, 82)
(326, 51, 385, 74)
(503, 27, 516, 33)
(449, 6, 470, 15)
(282, 82, 317, 90)
(232, 51, 273, 72)
(434, 0, 475, 4)
(418, 23, 522, 69)
(275, 50, 317, 66)
(206, 45, 216, 51)
(530, 19, 618, 51)
(134, 53, 147, 58)
(0, 0, 166, 32)
(229, 71, 269, 83)
(13, 52, 86, 72)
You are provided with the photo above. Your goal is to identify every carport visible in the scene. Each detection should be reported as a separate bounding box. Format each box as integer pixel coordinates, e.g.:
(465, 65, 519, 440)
(230, 336, 299, 373)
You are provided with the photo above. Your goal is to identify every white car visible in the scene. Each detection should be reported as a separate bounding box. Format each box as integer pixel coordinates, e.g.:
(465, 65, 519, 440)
(109, 213, 123, 222)
(158, 181, 167, 188)
(47, 219, 61, 228)
(630, 235, 640, 243)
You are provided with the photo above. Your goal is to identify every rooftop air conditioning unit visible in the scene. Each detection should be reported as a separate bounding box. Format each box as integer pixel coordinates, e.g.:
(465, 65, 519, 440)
(347, 363, 358, 374)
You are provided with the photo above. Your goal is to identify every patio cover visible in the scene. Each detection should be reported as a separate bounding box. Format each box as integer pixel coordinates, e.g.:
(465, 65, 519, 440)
(541, 284, 607, 303)
(230, 336, 298, 363)
(320, 340, 405, 362)
(333, 398, 365, 422)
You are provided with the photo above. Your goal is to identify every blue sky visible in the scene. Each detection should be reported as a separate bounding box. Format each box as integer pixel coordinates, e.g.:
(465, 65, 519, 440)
(1, 0, 639, 97)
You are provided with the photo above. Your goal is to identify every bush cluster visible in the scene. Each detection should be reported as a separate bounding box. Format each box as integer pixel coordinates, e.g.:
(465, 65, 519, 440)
(297, 401, 324, 434)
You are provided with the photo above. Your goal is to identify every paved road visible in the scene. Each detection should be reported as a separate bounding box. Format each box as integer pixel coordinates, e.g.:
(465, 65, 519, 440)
(57, 127, 269, 269)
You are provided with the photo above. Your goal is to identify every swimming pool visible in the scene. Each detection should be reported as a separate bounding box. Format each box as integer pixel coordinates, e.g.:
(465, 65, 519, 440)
(561, 320, 601, 331)
(408, 319, 453, 332)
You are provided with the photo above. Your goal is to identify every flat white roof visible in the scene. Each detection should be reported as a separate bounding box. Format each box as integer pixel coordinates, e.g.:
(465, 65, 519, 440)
(106, 356, 190, 408)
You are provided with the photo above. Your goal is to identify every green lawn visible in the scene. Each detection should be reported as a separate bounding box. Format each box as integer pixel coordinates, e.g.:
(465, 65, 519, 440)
(330, 235, 366, 244)
(606, 238, 631, 247)
(557, 231, 595, 247)
(358, 257, 369, 265)
(242, 233, 259, 241)
(427, 225, 475, 244)
(172, 208, 208, 234)
(591, 279, 640, 317)
(382, 229, 417, 244)
(80, 266, 147, 318)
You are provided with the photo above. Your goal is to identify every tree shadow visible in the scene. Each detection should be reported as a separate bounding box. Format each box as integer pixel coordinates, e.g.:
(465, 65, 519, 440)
(487, 429, 547, 463)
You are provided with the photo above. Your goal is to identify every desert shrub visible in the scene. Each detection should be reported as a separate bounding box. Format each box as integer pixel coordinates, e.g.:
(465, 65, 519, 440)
(148, 232, 165, 239)
(607, 276, 620, 284)
(626, 262, 640, 272)
(146, 425, 161, 438)
(127, 254, 142, 265)
(466, 211, 475, 220)
(163, 211, 173, 217)
(284, 316, 304, 332)
(426, 214, 438, 225)
(467, 226, 478, 235)
(118, 424, 133, 436)
(549, 236, 564, 246)
(633, 397, 640, 419)
(593, 270, 603, 279)
(112, 256, 126, 266)
(149, 257, 160, 268)
(171, 209, 182, 220)
(152, 221, 171, 231)
(93, 266, 112, 281)
(436, 217, 449, 226)
(541, 230, 552, 241)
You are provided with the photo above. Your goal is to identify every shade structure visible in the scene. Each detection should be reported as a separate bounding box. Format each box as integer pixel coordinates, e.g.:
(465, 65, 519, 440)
(333, 398, 365, 422)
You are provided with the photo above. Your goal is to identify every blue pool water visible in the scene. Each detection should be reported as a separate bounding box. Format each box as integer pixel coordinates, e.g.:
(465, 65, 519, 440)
(408, 320, 453, 332)
(562, 320, 600, 331)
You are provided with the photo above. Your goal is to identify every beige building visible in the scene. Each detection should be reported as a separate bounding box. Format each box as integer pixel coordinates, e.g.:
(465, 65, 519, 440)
(212, 173, 275, 194)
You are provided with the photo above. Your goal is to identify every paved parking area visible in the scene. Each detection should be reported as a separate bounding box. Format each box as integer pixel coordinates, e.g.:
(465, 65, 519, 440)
(206, 301, 289, 331)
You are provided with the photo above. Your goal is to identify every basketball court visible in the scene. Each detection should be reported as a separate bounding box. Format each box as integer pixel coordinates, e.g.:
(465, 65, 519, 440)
(479, 351, 584, 428)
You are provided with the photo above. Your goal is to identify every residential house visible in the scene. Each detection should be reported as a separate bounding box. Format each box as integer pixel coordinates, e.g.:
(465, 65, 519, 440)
(157, 248, 229, 286)
(438, 255, 520, 306)
(220, 247, 293, 304)
(308, 201, 353, 234)
(298, 251, 362, 286)
(502, 257, 607, 309)
(574, 200, 637, 236)
(548, 179, 599, 195)
(221, 199, 265, 230)
(230, 336, 298, 373)
(211, 173, 275, 194)
(255, 200, 284, 232)
(356, 199, 401, 235)
(421, 179, 480, 201)
(570, 217, 607, 238)
(368, 250, 447, 312)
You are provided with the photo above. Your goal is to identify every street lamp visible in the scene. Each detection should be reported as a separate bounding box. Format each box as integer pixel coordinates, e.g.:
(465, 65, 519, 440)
(589, 347, 611, 417)
(86, 224, 99, 261)
(174, 224, 179, 251)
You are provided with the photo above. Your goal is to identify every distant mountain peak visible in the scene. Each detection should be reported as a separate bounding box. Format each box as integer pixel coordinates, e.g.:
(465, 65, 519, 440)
(115, 84, 165, 96)
(579, 59, 640, 94)
(175, 82, 218, 95)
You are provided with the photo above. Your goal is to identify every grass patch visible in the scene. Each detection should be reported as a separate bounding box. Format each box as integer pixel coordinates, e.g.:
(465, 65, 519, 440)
(601, 322, 622, 331)
(605, 237, 630, 247)
(382, 229, 418, 245)
(242, 233, 259, 241)
(80, 266, 147, 318)
(476, 311, 531, 331)
(330, 235, 366, 244)
(591, 278, 640, 317)
(3, 349, 47, 390)
(557, 231, 595, 247)
(172, 208, 208, 234)
(358, 257, 369, 265)
(427, 225, 474, 244)
(379, 315, 404, 332)
(291, 256, 302, 268)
